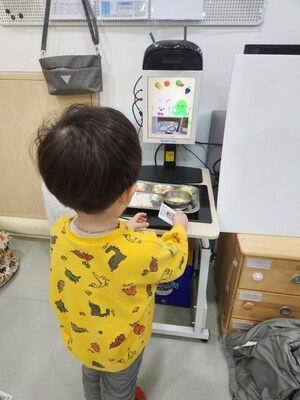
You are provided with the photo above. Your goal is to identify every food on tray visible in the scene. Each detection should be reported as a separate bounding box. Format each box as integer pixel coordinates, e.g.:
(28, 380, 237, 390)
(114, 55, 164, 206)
(135, 181, 148, 192)
(130, 193, 152, 208)
(128, 182, 198, 211)
(129, 192, 163, 209)
(152, 184, 174, 194)
(164, 190, 192, 208)
(166, 196, 187, 204)
(179, 185, 198, 196)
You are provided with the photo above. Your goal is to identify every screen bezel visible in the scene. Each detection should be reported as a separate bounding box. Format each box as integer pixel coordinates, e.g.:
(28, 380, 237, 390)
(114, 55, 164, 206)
(142, 70, 201, 145)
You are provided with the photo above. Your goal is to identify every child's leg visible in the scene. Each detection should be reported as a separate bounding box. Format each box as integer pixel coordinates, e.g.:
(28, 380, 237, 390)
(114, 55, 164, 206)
(82, 364, 102, 400)
(100, 352, 144, 400)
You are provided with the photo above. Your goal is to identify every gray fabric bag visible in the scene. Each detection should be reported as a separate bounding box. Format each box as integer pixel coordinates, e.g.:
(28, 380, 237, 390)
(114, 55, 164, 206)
(223, 318, 300, 400)
(39, 0, 102, 95)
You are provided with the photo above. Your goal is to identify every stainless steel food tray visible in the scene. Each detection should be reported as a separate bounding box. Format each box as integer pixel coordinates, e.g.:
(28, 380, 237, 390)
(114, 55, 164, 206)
(128, 180, 200, 214)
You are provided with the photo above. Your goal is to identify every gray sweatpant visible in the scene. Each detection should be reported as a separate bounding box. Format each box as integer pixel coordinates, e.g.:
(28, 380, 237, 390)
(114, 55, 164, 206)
(82, 352, 144, 400)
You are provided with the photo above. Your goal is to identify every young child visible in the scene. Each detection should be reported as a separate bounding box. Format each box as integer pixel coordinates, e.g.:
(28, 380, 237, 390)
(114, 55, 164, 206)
(34, 104, 189, 400)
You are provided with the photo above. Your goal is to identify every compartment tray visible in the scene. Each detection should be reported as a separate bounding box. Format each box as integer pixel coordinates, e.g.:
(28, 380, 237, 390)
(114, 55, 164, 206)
(128, 180, 200, 214)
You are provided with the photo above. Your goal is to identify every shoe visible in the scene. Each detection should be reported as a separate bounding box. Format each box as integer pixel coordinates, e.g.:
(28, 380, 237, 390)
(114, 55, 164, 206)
(135, 386, 146, 400)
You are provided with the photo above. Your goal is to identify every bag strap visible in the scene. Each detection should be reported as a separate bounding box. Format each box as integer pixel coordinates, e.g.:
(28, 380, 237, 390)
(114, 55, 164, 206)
(81, 0, 99, 51)
(40, 0, 51, 55)
(41, 0, 100, 57)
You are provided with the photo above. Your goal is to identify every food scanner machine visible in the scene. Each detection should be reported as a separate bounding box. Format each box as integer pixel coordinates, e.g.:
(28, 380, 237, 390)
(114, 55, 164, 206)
(140, 36, 203, 184)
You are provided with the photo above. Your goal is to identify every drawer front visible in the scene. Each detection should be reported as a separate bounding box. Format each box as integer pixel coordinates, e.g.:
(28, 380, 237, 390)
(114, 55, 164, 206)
(215, 233, 243, 298)
(239, 257, 300, 295)
(227, 318, 259, 333)
(219, 297, 235, 334)
(232, 289, 300, 321)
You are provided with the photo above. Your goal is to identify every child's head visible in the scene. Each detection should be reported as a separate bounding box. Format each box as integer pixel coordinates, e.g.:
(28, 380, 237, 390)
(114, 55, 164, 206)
(35, 104, 142, 214)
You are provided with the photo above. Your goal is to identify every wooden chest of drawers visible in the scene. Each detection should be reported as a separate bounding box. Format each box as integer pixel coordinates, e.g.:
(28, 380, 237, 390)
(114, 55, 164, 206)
(215, 233, 300, 333)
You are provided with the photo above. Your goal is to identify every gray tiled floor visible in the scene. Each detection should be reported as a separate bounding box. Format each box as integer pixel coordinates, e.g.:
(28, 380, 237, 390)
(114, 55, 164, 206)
(0, 237, 232, 400)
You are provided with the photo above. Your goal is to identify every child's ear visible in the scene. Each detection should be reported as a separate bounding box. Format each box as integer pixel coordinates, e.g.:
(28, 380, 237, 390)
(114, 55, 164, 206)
(119, 183, 137, 204)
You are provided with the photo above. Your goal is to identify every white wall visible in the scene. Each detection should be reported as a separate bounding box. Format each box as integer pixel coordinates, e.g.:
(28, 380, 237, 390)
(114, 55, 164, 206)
(2, 0, 300, 108)
(1, 0, 300, 166)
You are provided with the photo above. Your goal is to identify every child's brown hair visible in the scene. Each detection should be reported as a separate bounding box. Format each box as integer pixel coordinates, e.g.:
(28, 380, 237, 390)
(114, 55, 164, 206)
(34, 104, 142, 213)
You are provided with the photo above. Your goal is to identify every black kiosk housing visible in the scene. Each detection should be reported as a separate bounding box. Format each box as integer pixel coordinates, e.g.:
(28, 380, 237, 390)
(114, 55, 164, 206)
(143, 40, 203, 71)
(141, 39, 203, 184)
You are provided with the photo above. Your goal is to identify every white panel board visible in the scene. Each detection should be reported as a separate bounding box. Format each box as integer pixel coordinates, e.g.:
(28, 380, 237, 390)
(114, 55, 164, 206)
(0, 0, 266, 25)
(217, 55, 300, 237)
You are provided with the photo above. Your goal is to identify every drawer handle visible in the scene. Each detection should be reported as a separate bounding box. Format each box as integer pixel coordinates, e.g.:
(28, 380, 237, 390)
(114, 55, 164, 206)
(242, 302, 254, 310)
(291, 274, 300, 284)
(252, 272, 264, 281)
(280, 306, 292, 315)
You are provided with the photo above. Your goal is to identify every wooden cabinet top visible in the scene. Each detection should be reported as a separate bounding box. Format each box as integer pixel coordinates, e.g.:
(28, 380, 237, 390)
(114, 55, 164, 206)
(237, 234, 300, 260)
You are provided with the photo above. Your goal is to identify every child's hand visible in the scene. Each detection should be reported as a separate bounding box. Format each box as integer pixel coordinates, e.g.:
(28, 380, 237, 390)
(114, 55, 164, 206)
(126, 212, 149, 230)
(173, 210, 188, 231)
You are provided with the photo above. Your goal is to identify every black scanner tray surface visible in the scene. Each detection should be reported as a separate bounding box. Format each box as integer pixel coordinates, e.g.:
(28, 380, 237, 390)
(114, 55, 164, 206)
(123, 185, 212, 229)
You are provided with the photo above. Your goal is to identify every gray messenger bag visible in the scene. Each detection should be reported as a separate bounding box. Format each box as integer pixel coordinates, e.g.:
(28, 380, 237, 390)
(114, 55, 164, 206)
(39, 0, 102, 95)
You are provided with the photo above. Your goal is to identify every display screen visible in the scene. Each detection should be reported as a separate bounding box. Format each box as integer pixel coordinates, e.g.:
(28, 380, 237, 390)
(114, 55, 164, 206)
(143, 71, 200, 144)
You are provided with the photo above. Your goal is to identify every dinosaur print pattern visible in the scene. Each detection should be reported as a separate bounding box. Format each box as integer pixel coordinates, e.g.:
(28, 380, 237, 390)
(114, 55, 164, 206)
(130, 322, 145, 335)
(146, 284, 153, 298)
(89, 301, 110, 317)
(90, 342, 100, 353)
(105, 246, 127, 272)
(123, 233, 142, 244)
(55, 299, 68, 313)
(71, 322, 88, 333)
(172, 232, 181, 243)
(89, 272, 109, 288)
(118, 348, 137, 364)
(92, 361, 105, 368)
(178, 256, 185, 270)
(51, 235, 57, 245)
(109, 334, 125, 349)
(142, 256, 159, 276)
(160, 267, 173, 282)
(50, 217, 188, 372)
(57, 279, 65, 293)
(71, 249, 94, 268)
(65, 268, 81, 283)
(122, 284, 137, 296)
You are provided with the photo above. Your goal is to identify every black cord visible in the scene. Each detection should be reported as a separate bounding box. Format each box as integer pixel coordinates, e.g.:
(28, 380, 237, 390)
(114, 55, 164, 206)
(212, 158, 221, 179)
(152, 144, 219, 176)
(195, 140, 222, 147)
(132, 100, 143, 127)
(133, 75, 142, 97)
(133, 97, 143, 115)
(181, 145, 216, 176)
(132, 75, 143, 128)
(137, 125, 142, 138)
(154, 144, 163, 166)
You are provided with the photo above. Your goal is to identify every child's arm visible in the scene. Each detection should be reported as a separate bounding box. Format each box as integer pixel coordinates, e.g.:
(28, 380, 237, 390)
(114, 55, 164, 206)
(125, 212, 149, 230)
(125, 210, 188, 231)
(172, 210, 188, 231)
(141, 211, 189, 284)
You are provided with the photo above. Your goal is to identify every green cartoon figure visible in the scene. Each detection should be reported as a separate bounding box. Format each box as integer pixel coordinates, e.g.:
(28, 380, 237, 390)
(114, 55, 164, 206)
(105, 246, 127, 272)
(172, 99, 189, 117)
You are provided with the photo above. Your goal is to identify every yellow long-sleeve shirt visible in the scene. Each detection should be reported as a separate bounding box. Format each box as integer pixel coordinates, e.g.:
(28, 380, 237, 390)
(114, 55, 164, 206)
(50, 216, 188, 372)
